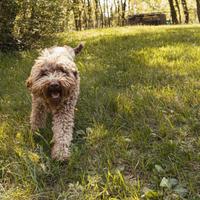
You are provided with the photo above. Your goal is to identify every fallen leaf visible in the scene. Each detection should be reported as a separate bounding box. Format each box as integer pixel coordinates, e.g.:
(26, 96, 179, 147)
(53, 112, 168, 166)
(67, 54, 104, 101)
(160, 177, 171, 189)
(173, 185, 188, 197)
(155, 164, 164, 173)
(168, 178, 178, 188)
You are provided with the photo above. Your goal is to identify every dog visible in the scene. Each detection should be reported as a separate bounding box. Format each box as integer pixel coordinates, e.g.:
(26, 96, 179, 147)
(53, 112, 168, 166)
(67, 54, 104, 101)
(26, 44, 83, 160)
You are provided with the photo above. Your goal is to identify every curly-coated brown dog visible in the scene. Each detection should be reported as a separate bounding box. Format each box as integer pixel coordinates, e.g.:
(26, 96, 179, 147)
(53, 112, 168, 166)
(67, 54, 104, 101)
(26, 44, 83, 160)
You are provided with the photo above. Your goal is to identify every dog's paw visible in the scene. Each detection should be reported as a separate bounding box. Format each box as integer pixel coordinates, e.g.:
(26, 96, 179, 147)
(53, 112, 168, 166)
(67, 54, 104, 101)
(51, 143, 70, 161)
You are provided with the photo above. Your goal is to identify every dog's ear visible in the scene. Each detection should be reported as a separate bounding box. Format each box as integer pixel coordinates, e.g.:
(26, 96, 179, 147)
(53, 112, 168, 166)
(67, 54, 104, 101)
(26, 76, 32, 90)
(74, 43, 84, 55)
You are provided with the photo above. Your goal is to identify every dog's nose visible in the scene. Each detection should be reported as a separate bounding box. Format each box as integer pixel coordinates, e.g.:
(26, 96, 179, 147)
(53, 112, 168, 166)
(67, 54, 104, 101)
(49, 82, 60, 89)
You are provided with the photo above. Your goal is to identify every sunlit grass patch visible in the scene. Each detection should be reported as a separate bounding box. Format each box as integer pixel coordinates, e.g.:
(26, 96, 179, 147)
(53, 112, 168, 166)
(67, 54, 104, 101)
(0, 187, 32, 200)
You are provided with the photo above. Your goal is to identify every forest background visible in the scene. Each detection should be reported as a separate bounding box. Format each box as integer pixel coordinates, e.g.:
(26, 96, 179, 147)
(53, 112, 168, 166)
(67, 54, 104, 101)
(1, 0, 200, 50)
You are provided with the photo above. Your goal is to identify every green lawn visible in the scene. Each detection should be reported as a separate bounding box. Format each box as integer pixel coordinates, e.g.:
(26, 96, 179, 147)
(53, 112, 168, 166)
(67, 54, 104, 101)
(0, 25, 200, 200)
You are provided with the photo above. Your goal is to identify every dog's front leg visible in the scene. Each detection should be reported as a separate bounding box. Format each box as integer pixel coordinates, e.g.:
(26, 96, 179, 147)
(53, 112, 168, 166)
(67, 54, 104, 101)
(51, 105, 75, 161)
(30, 96, 47, 131)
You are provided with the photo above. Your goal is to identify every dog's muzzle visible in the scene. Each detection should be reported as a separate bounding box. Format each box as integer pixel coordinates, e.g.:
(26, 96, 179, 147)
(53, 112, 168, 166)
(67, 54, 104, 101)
(47, 81, 62, 103)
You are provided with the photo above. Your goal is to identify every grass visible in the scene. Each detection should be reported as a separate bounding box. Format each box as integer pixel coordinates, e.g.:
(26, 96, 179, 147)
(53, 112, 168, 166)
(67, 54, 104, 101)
(0, 25, 200, 199)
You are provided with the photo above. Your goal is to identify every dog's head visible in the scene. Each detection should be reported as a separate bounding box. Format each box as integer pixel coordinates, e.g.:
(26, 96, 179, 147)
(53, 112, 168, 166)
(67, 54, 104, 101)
(26, 44, 83, 106)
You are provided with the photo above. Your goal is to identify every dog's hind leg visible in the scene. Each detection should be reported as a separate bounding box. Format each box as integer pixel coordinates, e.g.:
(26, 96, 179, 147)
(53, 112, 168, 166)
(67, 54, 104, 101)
(30, 96, 47, 131)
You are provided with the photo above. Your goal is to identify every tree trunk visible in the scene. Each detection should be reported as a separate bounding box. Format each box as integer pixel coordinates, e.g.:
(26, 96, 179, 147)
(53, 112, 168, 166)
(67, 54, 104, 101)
(106, 0, 111, 27)
(103, 0, 107, 27)
(121, 0, 127, 26)
(82, 0, 88, 29)
(78, 9, 82, 30)
(127, 0, 131, 13)
(168, 0, 178, 24)
(117, 0, 121, 26)
(94, 0, 99, 28)
(72, 0, 82, 31)
(174, 0, 182, 23)
(87, 0, 93, 28)
(110, 6, 113, 27)
(196, 0, 200, 22)
(98, 1, 104, 28)
(72, 0, 79, 30)
(181, 0, 189, 23)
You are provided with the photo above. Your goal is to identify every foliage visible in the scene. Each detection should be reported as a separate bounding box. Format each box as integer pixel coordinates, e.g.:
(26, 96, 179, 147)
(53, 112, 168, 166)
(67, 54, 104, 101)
(0, 0, 19, 51)
(0, 25, 200, 199)
(1, 0, 200, 50)
(14, 0, 71, 47)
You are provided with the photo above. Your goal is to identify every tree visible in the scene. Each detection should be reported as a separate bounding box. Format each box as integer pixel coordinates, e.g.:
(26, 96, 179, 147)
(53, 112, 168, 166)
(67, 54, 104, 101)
(115, 0, 121, 26)
(94, 0, 100, 28)
(168, 0, 179, 24)
(82, 0, 88, 29)
(15, 0, 71, 47)
(174, 0, 182, 23)
(106, 0, 111, 27)
(196, 0, 200, 22)
(181, 0, 189, 23)
(1, 0, 199, 50)
(72, 0, 83, 30)
(99, 0, 104, 28)
(121, 0, 127, 26)
(0, 0, 19, 51)
(87, 0, 93, 28)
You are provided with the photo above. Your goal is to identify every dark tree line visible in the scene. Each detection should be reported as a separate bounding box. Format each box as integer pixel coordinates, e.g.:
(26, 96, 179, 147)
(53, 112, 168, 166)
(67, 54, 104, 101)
(196, 0, 200, 22)
(168, 0, 191, 24)
(0, 0, 19, 50)
(0, 0, 200, 51)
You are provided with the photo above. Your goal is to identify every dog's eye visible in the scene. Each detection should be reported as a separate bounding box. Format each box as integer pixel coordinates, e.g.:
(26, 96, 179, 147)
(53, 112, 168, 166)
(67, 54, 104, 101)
(40, 70, 48, 76)
(73, 71, 78, 78)
(59, 68, 69, 75)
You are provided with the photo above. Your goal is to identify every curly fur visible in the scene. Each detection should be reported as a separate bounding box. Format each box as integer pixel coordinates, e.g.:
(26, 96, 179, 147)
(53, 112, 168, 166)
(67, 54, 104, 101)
(26, 44, 83, 160)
